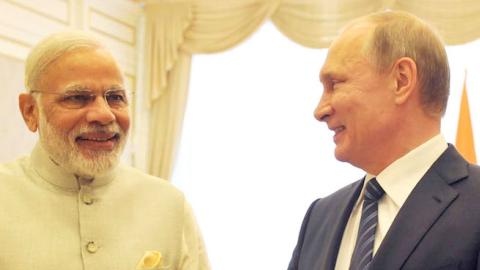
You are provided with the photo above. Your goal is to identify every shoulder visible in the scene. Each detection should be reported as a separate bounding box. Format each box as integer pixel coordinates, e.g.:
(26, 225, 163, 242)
(310, 180, 362, 213)
(0, 157, 33, 198)
(435, 146, 480, 191)
(0, 156, 29, 178)
(298, 179, 362, 230)
(459, 163, 480, 193)
(115, 164, 186, 202)
(467, 163, 480, 177)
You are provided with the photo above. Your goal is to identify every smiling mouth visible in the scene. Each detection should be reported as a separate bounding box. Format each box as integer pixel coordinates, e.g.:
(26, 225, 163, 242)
(76, 133, 120, 142)
(333, 126, 345, 135)
(75, 133, 120, 151)
(332, 126, 345, 143)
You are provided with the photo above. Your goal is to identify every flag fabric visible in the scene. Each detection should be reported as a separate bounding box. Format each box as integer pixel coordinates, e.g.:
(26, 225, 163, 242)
(455, 74, 477, 164)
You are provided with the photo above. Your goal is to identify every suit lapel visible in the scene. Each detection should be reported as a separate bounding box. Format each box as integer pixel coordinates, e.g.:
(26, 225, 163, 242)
(316, 180, 364, 270)
(371, 145, 468, 270)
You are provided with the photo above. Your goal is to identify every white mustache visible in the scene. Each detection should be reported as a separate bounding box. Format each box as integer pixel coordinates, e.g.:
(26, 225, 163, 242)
(73, 123, 123, 137)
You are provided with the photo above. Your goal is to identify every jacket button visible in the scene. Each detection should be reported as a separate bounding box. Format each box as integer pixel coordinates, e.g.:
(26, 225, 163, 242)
(86, 241, 98, 253)
(82, 193, 94, 205)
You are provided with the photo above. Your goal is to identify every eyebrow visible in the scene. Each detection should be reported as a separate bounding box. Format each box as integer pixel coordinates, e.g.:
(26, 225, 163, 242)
(63, 84, 125, 92)
(105, 85, 126, 91)
(63, 85, 89, 92)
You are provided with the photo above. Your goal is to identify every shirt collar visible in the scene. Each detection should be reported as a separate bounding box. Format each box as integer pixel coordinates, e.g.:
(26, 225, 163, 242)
(370, 134, 448, 207)
(30, 142, 117, 191)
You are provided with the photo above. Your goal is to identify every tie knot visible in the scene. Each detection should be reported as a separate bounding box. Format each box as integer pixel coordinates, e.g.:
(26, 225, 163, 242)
(364, 178, 385, 201)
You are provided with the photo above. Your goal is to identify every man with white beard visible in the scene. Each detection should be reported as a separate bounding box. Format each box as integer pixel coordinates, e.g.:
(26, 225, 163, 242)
(0, 31, 210, 270)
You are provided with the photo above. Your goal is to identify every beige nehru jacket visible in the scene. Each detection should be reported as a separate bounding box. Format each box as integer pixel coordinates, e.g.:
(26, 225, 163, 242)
(335, 134, 448, 270)
(0, 143, 210, 270)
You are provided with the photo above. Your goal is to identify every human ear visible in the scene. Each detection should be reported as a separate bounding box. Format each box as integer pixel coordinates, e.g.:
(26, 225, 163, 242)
(19, 93, 39, 132)
(392, 57, 418, 105)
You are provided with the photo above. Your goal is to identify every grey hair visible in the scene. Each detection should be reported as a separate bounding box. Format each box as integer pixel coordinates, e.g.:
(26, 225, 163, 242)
(359, 11, 450, 117)
(25, 31, 104, 91)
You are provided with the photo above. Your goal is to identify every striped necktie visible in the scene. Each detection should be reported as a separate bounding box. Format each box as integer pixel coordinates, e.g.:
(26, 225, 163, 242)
(349, 178, 385, 270)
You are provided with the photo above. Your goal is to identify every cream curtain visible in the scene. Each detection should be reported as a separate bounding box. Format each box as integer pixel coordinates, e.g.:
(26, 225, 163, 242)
(143, 0, 480, 180)
(144, 0, 280, 179)
(271, 0, 385, 48)
(392, 0, 480, 45)
(147, 52, 192, 178)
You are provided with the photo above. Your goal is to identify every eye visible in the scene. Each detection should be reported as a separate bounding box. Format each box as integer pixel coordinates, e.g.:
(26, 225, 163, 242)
(331, 80, 344, 90)
(63, 94, 91, 102)
(105, 91, 128, 107)
(61, 93, 94, 108)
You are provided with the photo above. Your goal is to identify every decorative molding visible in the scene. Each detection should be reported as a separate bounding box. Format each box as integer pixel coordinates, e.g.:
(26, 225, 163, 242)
(88, 7, 136, 46)
(0, 34, 31, 61)
(0, 0, 70, 50)
(89, 0, 140, 27)
(0, 31, 33, 48)
(5, 0, 71, 25)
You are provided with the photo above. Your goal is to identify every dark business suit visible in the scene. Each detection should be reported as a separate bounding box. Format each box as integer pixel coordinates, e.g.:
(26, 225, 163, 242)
(289, 145, 480, 270)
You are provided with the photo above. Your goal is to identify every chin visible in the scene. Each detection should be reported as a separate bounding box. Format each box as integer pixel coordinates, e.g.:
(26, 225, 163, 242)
(334, 145, 349, 162)
(62, 144, 122, 177)
(73, 154, 119, 177)
(79, 148, 117, 159)
(72, 139, 126, 176)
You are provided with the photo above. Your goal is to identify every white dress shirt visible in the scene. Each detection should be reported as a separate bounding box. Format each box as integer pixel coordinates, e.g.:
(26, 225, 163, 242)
(335, 134, 448, 270)
(0, 143, 210, 270)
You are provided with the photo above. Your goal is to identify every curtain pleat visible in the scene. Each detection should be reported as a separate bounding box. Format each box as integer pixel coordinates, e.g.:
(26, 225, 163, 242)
(393, 0, 480, 45)
(183, 1, 279, 53)
(271, 0, 384, 48)
(144, 1, 192, 104)
(147, 52, 192, 179)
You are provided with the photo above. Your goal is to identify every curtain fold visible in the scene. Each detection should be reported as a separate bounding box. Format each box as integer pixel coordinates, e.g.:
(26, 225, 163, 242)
(183, 0, 280, 53)
(147, 51, 192, 179)
(271, 0, 384, 48)
(393, 0, 480, 45)
(144, 0, 280, 179)
(144, 1, 192, 104)
(143, 0, 480, 180)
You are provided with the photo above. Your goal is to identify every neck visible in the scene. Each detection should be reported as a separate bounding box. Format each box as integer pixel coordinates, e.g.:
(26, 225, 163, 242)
(361, 114, 441, 175)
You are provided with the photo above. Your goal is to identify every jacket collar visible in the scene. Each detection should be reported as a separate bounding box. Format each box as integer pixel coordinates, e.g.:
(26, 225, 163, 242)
(30, 143, 117, 191)
(371, 145, 468, 270)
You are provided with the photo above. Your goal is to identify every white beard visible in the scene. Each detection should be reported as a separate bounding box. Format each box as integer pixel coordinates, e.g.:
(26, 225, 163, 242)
(38, 109, 127, 178)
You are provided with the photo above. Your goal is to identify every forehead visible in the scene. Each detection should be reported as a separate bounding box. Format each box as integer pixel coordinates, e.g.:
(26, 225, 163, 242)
(39, 47, 124, 90)
(320, 23, 374, 81)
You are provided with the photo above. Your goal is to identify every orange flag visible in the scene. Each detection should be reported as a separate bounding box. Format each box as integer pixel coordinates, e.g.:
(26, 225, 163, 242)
(455, 74, 477, 164)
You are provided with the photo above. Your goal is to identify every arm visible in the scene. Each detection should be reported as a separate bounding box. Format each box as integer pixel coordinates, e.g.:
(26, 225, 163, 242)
(178, 201, 211, 270)
(288, 199, 321, 270)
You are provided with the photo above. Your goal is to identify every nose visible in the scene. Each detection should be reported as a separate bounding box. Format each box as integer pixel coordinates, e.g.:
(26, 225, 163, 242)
(314, 93, 333, 122)
(85, 96, 116, 125)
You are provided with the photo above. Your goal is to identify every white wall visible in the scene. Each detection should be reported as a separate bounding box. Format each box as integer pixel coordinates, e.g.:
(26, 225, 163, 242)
(0, 0, 143, 164)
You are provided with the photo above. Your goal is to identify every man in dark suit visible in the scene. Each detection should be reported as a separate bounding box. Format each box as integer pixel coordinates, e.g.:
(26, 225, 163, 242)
(288, 10, 480, 270)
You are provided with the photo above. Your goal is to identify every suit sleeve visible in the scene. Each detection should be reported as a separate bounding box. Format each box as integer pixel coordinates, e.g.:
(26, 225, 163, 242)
(288, 199, 321, 270)
(477, 250, 480, 270)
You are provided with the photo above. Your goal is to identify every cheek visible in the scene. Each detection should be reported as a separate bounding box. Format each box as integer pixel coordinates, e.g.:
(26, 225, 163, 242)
(115, 111, 130, 133)
(332, 91, 363, 114)
(42, 107, 82, 132)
